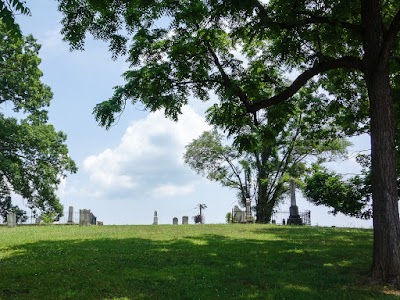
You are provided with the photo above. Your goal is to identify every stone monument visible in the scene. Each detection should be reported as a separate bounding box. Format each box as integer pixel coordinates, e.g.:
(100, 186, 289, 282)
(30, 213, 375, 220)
(153, 210, 158, 225)
(67, 206, 74, 224)
(233, 205, 245, 223)
(287, 178, 303, 225)
(245, 198, 252, 222)
(173, 217, 178, 225)
(79, 209, 91, 226)
(7, 212, 17, 228)
(182, 216, 189, 224)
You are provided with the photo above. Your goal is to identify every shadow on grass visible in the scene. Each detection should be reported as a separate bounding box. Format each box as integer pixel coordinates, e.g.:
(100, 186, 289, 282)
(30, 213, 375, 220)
(0, 227, 395, 300)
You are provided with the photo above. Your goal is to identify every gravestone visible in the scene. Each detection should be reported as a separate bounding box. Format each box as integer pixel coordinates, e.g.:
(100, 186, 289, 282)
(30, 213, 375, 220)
(233, 206, 245, 223)
(245, 198, 252, 222)
(90, 213, 97, 225)
(173, 217, 178, 225)
(7, 212, 17, 228)
(79, 209, 91, 226)
(35, 218, 41, 224)
(153, 210, 158, 225)
(182, 216, 189, 224)
(287, 178, 303, 225)
(67, 206, 74, 224)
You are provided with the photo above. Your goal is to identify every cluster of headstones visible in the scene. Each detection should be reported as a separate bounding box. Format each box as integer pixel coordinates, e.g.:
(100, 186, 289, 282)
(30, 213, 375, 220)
(152, 211, 190, 225)
(78, 209, 97, 226)
(6, 207, 103, 227)
(232, 198, 253, 223)
(172, 216, 189, 225)
(68, 206, 103, 226)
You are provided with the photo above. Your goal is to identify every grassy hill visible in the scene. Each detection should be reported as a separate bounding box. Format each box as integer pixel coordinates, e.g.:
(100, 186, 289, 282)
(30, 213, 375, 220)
(0, 224, 398, 299)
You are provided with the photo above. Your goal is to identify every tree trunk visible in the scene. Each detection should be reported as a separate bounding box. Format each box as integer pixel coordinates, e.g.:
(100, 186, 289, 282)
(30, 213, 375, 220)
(368, 72, 400, 283)
(362, 1, 400, 283)
(255, 178, 269, 223)
(255, 176, 276, 223)
(255, 192, 275, 223)
(256, 172, 275, 224)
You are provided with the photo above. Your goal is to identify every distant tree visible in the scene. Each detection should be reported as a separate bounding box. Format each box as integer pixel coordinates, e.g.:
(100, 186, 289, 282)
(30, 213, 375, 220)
(225, 212, 232, 224)
(184, 130, 253, 205)
(185, 100, 350, 223)
(56, 0, 400, 284)
(0, 21, 77, 218)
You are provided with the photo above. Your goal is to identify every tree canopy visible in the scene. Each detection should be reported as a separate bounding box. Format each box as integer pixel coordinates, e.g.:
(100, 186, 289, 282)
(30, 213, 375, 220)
(0, 20, 77, 218)
(56, 0, 400, 284)
(185, 93, 350, 223)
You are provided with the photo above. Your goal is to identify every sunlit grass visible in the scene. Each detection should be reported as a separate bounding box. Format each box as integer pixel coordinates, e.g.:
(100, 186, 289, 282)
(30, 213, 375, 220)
(0, 224, 397, 299)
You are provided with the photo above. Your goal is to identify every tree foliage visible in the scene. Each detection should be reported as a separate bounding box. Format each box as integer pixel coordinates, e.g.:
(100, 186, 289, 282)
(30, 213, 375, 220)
(185, 97, 350, 223)
(56, 0, 400, 283)
(304, 165, 372, 219)
(0, 0, 30, 37)
(0, 20, 77, 218)
(304, 150, 380, 220)
(184, 130, 252, 202)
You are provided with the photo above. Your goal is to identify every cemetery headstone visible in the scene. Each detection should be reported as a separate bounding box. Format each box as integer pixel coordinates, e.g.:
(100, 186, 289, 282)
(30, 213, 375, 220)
(245, 198, 251, 222)
(90, 213, 97, 225)
(79, 209, 91, 226)
(173, 217, 178, 225)
(182, 216, 189, 224)
(153, 210, 158, 225)
(67, 206, 74, 224)
(233, 206, 245, 223)
(7, 212, 17, 228)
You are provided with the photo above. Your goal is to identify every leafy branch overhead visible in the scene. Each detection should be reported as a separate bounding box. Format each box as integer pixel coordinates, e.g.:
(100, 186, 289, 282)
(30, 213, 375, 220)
(0, 0, 30, 36)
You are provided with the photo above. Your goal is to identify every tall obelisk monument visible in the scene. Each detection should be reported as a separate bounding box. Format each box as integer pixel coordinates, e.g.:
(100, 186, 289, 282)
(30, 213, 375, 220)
(287, 178, 303, 225)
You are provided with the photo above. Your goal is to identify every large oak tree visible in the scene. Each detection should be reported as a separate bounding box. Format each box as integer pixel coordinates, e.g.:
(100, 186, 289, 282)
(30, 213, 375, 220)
(56, 0, 400, 283)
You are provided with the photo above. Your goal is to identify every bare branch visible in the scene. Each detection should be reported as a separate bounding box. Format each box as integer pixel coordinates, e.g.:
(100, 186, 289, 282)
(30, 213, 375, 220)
(203, 40, 251, 108)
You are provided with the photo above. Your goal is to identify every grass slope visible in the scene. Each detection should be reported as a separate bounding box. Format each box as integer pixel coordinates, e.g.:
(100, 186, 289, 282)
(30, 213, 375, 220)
(0, 224, 398, 300)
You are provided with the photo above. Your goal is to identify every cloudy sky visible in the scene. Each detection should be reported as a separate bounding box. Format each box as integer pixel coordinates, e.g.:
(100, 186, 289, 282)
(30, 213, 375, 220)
(11, 0, 374, 227)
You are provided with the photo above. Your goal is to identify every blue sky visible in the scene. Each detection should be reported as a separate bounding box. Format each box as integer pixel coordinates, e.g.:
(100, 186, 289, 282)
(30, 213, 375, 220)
(12, 0, 374, 227)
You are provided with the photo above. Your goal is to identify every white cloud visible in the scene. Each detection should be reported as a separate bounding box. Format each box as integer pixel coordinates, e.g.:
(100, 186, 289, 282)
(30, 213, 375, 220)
(40, 27, 67, 55)
(56, 177, 67, 198)
(79, 106, 210, 199)
(152, 184, 195, 198)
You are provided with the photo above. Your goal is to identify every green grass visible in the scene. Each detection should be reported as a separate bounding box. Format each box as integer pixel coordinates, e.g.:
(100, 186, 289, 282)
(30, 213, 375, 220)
(0, 224, 398, 300)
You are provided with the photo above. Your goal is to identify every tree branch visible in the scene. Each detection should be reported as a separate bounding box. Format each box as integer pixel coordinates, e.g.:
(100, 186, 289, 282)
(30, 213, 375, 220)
(246, 56, 363, 113)
(203, 40, 251, 108)
(298, 11, 363, 34)
(381, 9, 400, 62)
(253, 0, 362, 34)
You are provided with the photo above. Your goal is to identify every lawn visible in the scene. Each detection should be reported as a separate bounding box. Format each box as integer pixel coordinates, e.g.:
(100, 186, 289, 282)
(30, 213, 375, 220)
(0, 224, 398, 300)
